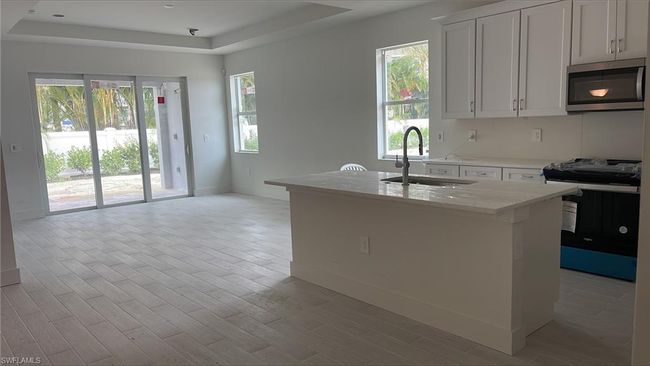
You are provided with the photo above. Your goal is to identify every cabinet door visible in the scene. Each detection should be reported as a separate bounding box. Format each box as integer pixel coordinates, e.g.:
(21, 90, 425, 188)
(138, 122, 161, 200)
(460, 166, 502, 180)
(616, 0, 649, 59)
(519, 1, 571, 117)
(426, 164, 460, 177)
(475, 11, 520, 118)
(502, 168, 545, 183)
(571, 0, 617, 64)
(442, 20, 476, 119)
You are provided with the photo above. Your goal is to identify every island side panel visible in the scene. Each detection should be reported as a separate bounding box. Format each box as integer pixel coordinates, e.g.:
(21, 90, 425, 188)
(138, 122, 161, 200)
(521, 197, 562, 335)
(287, 189, 529, 354)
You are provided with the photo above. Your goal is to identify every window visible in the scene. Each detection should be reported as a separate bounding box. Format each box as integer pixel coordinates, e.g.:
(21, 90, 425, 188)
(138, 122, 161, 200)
(378, 42, 429, 158)
(231, 72, 259, 152)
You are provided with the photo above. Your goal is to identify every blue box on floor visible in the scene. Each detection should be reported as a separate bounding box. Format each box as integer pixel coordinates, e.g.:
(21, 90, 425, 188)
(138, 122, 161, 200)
(561, 246, 637, 282)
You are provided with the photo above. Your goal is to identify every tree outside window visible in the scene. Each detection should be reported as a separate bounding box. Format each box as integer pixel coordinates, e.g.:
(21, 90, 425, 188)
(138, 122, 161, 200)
(232, 72, 259, 152)
(380, 42, 429, 157)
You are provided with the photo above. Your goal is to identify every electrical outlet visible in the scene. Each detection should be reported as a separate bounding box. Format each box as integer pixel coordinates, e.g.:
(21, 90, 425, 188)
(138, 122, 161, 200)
(436, 131, 444, 143)
(468, 130, 477, 142)
(359, 236, 370, 255)
(532, 128, 542, 143)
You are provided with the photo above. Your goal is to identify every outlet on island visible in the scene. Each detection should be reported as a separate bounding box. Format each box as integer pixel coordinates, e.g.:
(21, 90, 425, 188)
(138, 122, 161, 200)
(359, 236, 370, 255)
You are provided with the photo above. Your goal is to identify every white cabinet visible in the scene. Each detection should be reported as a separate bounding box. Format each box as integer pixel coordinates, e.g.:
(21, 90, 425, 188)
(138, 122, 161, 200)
(503, 168, 545, 183)
(518, 1, 571, 117)
(572, 0, 648, 64)
(475, 11, 520, 118)
(442, 20, 476, 119)
(442, 2, 571, 119)
(426, 164, 460, 177)
(460, 166, 502, 180)
(571, 0, 617, 64)
(616, 0, 649, 59)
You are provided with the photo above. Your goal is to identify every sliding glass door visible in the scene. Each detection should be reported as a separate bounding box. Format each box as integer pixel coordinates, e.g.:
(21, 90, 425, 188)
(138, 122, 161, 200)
(33, 77, 98, 212)
(141, 80, 189, 199)
(90, 78, 145, 205)
(31, 74, 192, 214)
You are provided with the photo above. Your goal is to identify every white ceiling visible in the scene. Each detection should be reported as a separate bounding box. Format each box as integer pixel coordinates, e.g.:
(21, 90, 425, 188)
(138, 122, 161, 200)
(25, 1, 311, 37)
(1, 0, 436, 54)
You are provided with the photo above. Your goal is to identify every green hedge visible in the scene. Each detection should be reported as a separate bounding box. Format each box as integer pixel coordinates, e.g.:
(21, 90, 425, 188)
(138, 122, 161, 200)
(66, 146, 92, 175)
(44, 152, 65, 182)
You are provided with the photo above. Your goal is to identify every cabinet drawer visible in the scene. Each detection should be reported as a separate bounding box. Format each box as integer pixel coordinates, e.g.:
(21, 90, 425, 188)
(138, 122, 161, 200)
(426, 164, 460, 177)
(503, 168, 545, 183)
(460, 165, 502, 180)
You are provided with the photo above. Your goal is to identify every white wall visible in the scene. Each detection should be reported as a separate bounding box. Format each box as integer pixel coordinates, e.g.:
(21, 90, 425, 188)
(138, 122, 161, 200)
(632, 7, 650, 364)
(224, 0, 645, 200)
(1, 40, 231, 219)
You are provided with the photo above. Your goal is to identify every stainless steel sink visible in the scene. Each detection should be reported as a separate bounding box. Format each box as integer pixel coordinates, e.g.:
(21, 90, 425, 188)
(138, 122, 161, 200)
(381, 176, 475, 186)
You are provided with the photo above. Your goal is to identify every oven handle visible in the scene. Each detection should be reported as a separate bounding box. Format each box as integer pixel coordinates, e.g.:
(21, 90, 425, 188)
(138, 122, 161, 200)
(637, 66, 645, 101)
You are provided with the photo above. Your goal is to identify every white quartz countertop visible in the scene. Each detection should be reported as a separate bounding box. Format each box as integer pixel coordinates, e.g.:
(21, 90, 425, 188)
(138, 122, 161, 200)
(265, 171, 578, 215)
(424, 156, 555, 169)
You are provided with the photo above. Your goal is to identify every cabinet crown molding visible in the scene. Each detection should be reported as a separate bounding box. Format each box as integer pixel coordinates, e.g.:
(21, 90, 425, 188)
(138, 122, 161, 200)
(437, 0, 559, 25)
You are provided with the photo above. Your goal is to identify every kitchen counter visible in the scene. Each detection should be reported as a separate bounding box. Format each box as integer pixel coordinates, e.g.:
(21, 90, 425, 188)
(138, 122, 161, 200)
(267, 171, 575, 355)
(266, 170, 577, 214)
(424, 155, 555, 169)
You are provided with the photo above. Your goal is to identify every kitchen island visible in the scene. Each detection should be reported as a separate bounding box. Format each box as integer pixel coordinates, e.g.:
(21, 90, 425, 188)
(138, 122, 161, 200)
(266, 171, 577, 355)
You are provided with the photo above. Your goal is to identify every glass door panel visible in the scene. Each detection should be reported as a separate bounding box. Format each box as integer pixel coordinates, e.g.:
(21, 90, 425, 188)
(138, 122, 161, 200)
(34, 78, 97, 212)
(142, 81, 189, 199)
(90, 79, 144, 205)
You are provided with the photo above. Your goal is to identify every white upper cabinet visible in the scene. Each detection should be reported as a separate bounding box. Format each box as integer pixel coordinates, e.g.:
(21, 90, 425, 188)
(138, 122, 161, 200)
(518, 1, 572, 117)
(572, 0, 617, 64)
(442, 20, 476, 119)
(616, 0, 649, 59)
(572, 0, 648, 64)
(475, 11, 520, 118)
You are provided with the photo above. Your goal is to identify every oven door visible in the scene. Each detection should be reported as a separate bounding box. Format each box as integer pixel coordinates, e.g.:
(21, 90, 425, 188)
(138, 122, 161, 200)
(567, 58, 645, 111)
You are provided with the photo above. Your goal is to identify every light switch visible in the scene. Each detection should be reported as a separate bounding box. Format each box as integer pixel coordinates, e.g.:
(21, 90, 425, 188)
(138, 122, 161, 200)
(10, 144, 22, 152)
(203, 134, 209, 143)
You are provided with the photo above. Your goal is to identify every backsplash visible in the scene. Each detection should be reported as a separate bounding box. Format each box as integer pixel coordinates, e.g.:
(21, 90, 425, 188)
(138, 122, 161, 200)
(429, 110, 644, 161)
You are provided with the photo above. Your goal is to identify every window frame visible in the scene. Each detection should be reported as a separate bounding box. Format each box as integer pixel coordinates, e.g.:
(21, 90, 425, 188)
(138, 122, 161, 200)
(230, 71, 259, 153)
(376, 41, 430, 160)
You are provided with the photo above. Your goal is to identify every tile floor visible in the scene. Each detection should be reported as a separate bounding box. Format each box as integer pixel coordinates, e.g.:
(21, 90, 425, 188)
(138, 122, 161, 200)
(1, 194, 636, 365)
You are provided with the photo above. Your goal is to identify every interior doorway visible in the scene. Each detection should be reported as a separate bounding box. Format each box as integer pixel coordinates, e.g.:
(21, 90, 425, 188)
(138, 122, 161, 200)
(30, 74, 193, 214)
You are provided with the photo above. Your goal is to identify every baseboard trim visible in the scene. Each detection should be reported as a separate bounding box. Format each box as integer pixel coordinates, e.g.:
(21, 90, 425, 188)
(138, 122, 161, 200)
(1, 268, 21, 287)
(291, 261, 523, 355)
(12, 208, 45, 221)
(194, 187, 220, 196)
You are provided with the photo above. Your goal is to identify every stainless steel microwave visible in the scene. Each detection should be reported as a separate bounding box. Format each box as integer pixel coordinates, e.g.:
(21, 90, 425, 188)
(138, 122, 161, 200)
(567, 58, 645, 112)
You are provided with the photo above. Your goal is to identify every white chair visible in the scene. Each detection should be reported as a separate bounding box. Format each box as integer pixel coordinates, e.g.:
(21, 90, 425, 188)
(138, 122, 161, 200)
(340, 163, 367, 172)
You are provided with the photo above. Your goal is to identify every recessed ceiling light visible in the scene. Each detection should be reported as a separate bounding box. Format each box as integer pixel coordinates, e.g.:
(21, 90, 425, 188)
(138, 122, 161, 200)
(163, 3, 175, 9)
(52, 14, 65, 18)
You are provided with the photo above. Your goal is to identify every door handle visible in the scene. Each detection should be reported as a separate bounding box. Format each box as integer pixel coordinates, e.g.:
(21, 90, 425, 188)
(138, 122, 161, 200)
(610, 40, 615, 54)
(637, 66, 645, 101)
(519, 98, 525, 110)
(185, 145, 190, 156)
(618, 38, 624, 53)
(470, 101, 475, 113)
(512, 99, 517, 111)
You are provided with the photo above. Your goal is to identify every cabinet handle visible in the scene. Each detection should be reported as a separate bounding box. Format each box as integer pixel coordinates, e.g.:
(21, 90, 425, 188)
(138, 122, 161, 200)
(610, 40, 615, 54)
(618, 38, 625, 53)
(470, 101, 475, 113)
(512, 99, 517, 111)
(519, 98, 525, 110)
